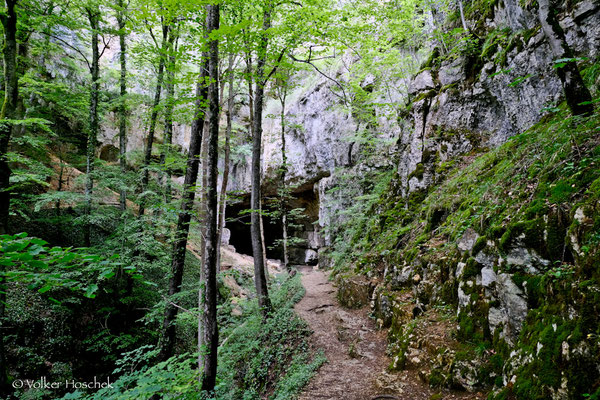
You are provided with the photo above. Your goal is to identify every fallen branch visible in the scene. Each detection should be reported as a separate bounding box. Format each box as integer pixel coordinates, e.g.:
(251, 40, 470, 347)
(307, 304, 334, 312)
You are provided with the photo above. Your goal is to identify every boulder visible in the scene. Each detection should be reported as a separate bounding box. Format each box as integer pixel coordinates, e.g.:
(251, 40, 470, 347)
(458, 228, 480, 253)
(337, 274, 373, 309)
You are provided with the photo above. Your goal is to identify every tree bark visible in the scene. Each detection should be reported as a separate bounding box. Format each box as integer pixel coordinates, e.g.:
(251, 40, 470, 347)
(259, 198, 269, 284)
(199, 3, 219, 393)
(139, 23, 170, 216)
(159, 29, 178, 204)
(84, 7, 101, 247)
(157, 58, 209, 363)
(216, 53, 234, 271)
(279, 93, 290, 271)
(117, 0, 128, 212)
(244, 36, 254, 137)
(538, 0, 593, 116)
(250, 6, 273, 317)
(457, 0, 468, 31)
(0, 0, 18, 392)
(0, 0, 18, 234)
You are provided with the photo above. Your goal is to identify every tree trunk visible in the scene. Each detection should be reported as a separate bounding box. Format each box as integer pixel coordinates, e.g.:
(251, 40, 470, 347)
(244, 37, 254, 137)
(199, 3, 219, 392)
(0, 0, 17, 236)
(200, 117, 209, 263)
(159, 30, 178, 205)
(84, 7, 100, 247)
(157, 58, 209, 362)
(216, 53, 234, 271)
(259, 198, 269, 284)
(457, 0, 468, 31)
(117, 0, 127, 212)
(279, 94, 290, 271)
(538, 0, 593, 116)
(139, 24, 170, 216)
(0, 0, 18, 392)
(250, 7, 273, 317)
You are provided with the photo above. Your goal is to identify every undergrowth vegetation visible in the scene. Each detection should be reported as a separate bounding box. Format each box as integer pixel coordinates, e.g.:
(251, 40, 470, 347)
(53, 273, 324, 400)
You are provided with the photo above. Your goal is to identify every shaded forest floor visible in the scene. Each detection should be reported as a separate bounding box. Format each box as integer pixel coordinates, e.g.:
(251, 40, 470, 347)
(295, 265, 487, 400)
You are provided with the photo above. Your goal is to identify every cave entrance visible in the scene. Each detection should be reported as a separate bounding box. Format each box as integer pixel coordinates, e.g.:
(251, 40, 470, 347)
(225, 188, 322, 266)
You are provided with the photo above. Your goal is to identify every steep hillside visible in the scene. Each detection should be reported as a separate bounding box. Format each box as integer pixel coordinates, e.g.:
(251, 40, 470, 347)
(326, 1, 600, 398)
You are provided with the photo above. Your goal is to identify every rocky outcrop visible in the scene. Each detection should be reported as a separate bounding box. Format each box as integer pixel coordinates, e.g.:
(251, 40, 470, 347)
(400, 0, 600, 195)
(336, 274, 374, 309)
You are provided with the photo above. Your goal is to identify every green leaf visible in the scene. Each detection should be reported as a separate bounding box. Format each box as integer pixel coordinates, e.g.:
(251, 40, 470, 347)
(98, 267, 116, 279)
(84, 284, 99, 298)
(38, 285, 53, 294)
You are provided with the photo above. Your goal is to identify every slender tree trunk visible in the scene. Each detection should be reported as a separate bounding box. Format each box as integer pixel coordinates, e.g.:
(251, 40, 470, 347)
(279, 95, 290, 271)
(84, 7, 100, 247)
(216, 53, 234, 271)
(250, 6, 273, 317)
(201, 116, 210, 256)
(0, 0, 18, 234)
(457, 0, 468, 31)
(0, 1, 18, 392)
(157, 58, 210, 362)
(117, 0, 127, 212)
(159, 30, 178, 205)
(244, 41, 254, 136)
(259, 198, 269, 284)
(139, 24, 170, 216)
(538, 0, 593, 116)
(199, 3, 220, 392)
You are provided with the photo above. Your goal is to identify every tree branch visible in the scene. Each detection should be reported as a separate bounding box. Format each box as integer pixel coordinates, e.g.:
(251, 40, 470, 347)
(99, 34, 115, 60)
(288, 52, 348, 104)
(263, 47, 287, 85)
(162, 295, 198, 316)
(40, 31, 91, 71)
(145, 18, 159, 48)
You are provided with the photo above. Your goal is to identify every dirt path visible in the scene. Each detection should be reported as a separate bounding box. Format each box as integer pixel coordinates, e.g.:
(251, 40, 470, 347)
(295, 266, 486, 400)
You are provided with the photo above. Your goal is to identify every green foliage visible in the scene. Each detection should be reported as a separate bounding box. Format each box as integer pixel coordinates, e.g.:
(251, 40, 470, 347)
(215, 274, 323, 400)
(326, 167, 396, 272)
(58, 274, 322, 400)
(0, 233, 123, 300)
(61, 352, 200, 400)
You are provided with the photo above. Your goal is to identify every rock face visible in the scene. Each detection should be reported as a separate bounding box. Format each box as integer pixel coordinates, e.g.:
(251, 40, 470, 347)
(399, 3, 600, 195)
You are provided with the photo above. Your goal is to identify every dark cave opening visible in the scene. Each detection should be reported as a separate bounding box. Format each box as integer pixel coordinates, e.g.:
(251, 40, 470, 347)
(226, 199, 284, 260)
(225, 188, 322, 265)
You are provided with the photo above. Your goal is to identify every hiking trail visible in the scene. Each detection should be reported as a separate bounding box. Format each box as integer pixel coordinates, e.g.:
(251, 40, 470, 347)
(295, 265, 486, 400)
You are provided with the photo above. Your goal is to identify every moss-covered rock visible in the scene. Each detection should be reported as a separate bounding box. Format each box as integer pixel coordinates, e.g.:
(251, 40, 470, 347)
(336, 273, 374, 309)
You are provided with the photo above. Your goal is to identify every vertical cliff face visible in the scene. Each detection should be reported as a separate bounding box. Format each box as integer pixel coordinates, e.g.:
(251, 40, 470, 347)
(400, 0, 600, 196)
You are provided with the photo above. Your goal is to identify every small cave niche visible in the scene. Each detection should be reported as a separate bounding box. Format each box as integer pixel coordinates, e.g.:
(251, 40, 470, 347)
(225, 188, 323, 266)
(226, 199, 285, 260)
(99, 144, 119, 162)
